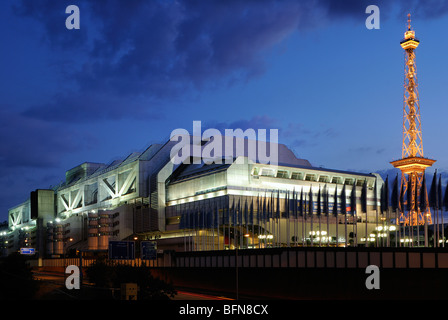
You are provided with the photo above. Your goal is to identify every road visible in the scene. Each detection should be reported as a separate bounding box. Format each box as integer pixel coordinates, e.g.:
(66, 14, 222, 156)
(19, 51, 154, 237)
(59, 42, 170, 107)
(173, 290, 234, 300)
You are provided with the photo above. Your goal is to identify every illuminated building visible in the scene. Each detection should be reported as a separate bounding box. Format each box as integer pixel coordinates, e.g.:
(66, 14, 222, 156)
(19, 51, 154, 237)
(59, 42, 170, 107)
(8, 18, 440, 256)
(3, 134, 386, 257)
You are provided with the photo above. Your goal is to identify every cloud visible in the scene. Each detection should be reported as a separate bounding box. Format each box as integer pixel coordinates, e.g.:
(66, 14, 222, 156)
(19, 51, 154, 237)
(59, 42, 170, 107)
(208, 115, 279, 132)
(12, 0, 448, 123)
(12, 0, 89, 50)
(282, 122, 338, 142)
(200, 115, 339, 163)
(21, 90, 165, 122)
(0, 107, 100, 220)
(396, 0, 448, 19)
(14, 0, 308, 122)
(0, 109, 96, 169)
(11, 0, 376, 123)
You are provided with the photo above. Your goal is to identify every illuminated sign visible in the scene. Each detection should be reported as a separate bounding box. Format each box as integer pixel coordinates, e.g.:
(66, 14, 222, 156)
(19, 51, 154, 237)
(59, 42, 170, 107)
(108, 241, 135, 260)
(141, 241, 157, 260)
(20, 248, 35, 255)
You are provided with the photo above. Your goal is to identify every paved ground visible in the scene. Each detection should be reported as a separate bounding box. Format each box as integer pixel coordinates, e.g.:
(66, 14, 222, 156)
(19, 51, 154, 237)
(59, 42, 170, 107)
(172, 290, 234, 300)
(32, 269, 234, 300)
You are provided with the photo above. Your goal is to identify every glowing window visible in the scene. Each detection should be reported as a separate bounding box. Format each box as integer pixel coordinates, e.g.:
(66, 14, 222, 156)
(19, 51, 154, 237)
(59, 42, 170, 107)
(305, 174, 317, 182)
(276, 170, 289, 178)
(331, 177, 342, 184)
(291, 172, 303, 180)
(260, 168, 275, 177)
(344, 178, 354, 185)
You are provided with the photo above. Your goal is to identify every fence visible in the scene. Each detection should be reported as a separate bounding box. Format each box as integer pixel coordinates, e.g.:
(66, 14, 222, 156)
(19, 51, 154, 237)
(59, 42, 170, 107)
(28, 257, 164, 268)
(174, 247, 448, 269)
(29, 247, 448, 270)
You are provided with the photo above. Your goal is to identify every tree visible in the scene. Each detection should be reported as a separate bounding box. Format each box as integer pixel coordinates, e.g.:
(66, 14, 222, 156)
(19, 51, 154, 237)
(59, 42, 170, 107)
(0, 253, 40, 299)
(85, 261, 177, 300)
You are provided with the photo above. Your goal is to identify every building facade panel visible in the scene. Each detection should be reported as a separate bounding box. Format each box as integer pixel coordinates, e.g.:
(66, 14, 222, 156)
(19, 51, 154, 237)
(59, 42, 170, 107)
(1, 136, 389, 258)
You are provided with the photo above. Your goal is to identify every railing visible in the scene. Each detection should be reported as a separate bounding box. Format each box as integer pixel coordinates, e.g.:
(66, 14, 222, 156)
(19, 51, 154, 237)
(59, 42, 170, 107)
(174, 247, 448, 269)
(28, 247, 448, 270)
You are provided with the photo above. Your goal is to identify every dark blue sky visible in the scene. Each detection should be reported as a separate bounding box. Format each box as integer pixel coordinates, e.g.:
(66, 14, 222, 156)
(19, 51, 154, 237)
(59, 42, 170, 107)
(2, 0, 448, 222)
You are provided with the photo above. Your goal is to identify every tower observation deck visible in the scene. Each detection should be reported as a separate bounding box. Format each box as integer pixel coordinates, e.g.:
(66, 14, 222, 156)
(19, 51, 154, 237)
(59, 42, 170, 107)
(390, 14, 436, 227)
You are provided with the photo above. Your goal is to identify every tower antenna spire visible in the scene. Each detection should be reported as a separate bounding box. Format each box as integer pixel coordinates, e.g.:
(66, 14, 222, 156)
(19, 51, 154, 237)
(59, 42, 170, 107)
(391, 15, 435, 236)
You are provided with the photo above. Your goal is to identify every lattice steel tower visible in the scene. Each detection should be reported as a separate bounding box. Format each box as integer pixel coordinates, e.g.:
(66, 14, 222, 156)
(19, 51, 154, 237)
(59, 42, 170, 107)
(391, 14, 436, 226)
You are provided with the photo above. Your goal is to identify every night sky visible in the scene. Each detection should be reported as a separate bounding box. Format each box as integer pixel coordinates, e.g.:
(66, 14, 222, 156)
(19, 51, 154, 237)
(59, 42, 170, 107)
(2, 0, 448, 222)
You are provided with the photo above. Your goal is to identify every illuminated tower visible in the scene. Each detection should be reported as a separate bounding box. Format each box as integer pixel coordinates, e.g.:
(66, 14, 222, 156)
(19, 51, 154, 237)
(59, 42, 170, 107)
(390, 14, 435, 226)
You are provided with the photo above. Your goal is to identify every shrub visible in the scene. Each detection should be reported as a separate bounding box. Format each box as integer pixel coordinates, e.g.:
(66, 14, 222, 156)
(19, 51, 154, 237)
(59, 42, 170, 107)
(85, 261, 176, 300)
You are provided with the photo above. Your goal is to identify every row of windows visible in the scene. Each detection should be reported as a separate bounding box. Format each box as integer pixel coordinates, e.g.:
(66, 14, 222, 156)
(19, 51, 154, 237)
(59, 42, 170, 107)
(88, 230, 120, 237)
(252, 167, 370, 187)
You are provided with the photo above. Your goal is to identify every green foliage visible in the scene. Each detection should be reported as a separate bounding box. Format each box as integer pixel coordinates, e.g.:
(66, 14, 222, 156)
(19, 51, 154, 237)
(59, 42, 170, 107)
(85, 261, 177, 300)
(84, 257, 115, 288)
(0, 253, 40, 299)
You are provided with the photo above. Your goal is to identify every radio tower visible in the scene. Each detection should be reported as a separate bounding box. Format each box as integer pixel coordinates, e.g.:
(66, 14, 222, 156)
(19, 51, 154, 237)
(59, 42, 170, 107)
(390, 14, 436, 227)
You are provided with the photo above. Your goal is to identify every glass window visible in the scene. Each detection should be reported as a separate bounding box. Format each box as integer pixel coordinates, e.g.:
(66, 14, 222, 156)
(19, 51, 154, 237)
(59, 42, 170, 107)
(344, 178, 354, 185)
(305, 174, 317, 181)
(291, 172, 303, 180)
(331, 176, 342, 184)
(260, 168, 275, 177)
(276, 170, 289, 178)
